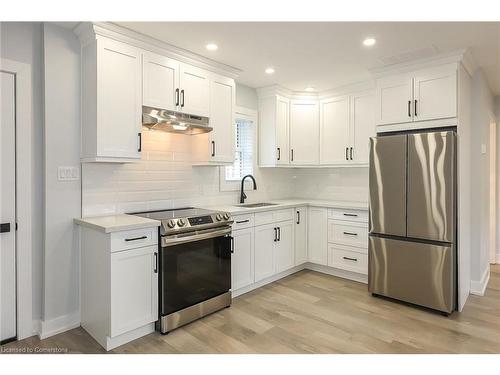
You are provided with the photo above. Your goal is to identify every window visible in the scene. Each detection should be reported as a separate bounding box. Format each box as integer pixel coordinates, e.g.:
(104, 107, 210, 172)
(225, 118, 254, 181)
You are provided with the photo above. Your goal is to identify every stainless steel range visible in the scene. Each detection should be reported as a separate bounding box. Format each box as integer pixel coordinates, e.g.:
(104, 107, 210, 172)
(134, 207, 234, 334)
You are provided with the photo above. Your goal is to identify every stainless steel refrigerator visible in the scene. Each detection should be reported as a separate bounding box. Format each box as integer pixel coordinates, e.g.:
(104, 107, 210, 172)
(368, 130, 457, 314)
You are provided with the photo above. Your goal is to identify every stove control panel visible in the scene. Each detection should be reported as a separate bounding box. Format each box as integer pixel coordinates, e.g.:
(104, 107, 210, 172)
(188, 215, 213, 226)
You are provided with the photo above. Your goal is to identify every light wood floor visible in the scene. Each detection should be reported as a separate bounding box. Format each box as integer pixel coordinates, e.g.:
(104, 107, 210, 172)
(3, 264, 500, 354)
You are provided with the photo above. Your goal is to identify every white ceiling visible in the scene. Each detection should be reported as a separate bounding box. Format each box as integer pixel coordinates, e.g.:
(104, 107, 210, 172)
(117, 22, 500, 94)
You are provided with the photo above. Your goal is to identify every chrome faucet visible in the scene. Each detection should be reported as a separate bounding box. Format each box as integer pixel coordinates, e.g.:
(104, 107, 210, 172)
(240, 175, 257, 204)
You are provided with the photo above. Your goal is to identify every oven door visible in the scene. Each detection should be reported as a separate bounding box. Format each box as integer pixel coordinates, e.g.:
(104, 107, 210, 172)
(160, 226, 232, 316)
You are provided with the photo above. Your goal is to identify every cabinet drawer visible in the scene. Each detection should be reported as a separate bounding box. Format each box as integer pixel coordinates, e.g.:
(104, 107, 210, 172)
(328, 244, 368, 275)
(111, 227, 158, 252)
(328, 220, 368, 249)
(255, 208, 294, 226)
(232, 214, 254, 230)
(328, 208, 368, 223)
(274, 208, 294, 223)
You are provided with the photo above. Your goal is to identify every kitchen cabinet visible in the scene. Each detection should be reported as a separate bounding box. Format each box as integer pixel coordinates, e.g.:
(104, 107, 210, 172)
(289, 99, 320, 165)
(142, 51, 180, 111)
(307, 207, 328, 265)
(294, 207, 308, 265)
(350, 92, 375, 164)
(179, 64, 211, 117)
(376, 64, 457, 127)
(254, 223, 276, 282)
(274, 221, 294, 273)
(258, 95, 290, 166)
(81, 36, 142, 162)
(231, 227, 255, 290)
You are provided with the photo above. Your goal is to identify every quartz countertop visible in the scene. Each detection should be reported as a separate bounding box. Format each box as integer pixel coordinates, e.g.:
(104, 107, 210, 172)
(74, 214, 161, 233)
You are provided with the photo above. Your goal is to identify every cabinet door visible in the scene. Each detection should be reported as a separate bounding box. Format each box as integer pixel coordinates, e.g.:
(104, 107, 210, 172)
(320, 96, 350, 164)
(294, 207, 308, 265)
(231, 228, 254, 290)
(254, 224, 276, 282)
(110, 245, 158, 337)
(275, 221, 294, 273)
(290, 100, 320, 165)
(350, 92, 375, 164)
(97, 37, 142, 159)
(276, 96, 290, 165)
(142, 52, 180, 111)
(375, 74, 413, 125)
(307, 207, 328, 265)
(413, 66, 457, 122)
(179, 63, 210, 117)
(209, 75, 235, 163)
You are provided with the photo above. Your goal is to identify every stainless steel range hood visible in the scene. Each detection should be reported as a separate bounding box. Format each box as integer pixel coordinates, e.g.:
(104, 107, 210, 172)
(142, 106, 212, 135)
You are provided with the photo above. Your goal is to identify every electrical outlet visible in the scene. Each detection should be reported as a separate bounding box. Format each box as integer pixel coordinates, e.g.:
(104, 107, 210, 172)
(58, 166, 80, 181)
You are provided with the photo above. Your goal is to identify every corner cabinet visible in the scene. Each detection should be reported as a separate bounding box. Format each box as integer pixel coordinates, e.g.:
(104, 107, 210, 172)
(81, 36, 143, 162)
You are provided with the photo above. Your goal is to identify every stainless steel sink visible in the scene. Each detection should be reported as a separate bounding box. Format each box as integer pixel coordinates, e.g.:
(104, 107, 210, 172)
(236, 202, 278, 208)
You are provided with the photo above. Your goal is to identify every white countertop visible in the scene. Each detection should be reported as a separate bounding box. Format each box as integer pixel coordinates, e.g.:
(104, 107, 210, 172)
(74, 214, 161, 233)
(199, 198, 368, 215)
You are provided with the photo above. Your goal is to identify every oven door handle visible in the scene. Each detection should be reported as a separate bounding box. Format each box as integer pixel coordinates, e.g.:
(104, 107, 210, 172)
(162, 227, 232, 247)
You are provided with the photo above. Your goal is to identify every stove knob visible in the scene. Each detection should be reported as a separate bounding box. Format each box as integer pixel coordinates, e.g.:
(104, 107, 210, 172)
(215, 214, 223, 221)
(223, 213, 231, 221)
(177, 218, 187, 227)
(166, 219, 176, 228)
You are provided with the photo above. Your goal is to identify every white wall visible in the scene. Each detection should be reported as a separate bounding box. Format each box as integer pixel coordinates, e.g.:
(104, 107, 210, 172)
(0, 22, 44, 326)
(236, 83, 258, 110)
(495, 95, 500, 263)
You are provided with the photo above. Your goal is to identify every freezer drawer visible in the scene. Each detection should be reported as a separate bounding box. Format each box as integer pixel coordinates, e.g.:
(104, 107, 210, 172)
(368, 235, 455, 313)
(369, 135, 407, 237)
(407, 131, 456, 242)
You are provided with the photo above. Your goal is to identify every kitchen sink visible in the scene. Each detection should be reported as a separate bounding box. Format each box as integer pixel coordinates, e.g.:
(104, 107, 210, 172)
(236, 202, 278, 208)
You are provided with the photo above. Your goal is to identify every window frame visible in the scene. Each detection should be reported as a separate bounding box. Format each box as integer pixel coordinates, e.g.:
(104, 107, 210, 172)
(219, 106, 258, 192)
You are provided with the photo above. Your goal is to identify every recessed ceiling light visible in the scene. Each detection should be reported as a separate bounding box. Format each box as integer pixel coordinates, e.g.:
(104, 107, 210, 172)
(205, 43, 218, 51)
(265, 67, 275, 74)
(363, 38, 376, 47)
(305, 87, 315, 92)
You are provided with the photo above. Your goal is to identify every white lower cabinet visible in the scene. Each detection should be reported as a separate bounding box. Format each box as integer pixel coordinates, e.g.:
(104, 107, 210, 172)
(275, 221, 295, 273)
(307, 207, 328, 265)
(231, 227, 255, 290)
(294, 207, 308, 265)
(254, 223, 276, 282)
(328, 244, 368, 274)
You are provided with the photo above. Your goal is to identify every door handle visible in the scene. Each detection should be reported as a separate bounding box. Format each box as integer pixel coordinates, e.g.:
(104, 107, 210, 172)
(175, 88, 180, 106)
(408, 100, 411, 117)
(349, 147, 353, 160)
(273, 227, 277, 242)
(211, 141, 216, 157)
(296, 210, 300, 225)
(138, 132, 142, 152)
(154, 252, 158, 273)
(125, 235, 148, 242)
(277, 227, 281, 242)
(277, 147, 281, 161)
(343, 256, 358, 262)
(0, 223, 11, 233)
(180, 89, 185, 107)
(414, 100, 418, 117)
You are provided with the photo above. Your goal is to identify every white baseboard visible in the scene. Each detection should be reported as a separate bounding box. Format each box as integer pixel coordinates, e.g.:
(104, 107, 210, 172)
(39, 311, 81, 339)
(470, 267, 490, 296)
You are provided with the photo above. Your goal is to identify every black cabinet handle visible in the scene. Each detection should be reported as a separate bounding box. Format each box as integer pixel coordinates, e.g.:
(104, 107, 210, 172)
(277, 147, 281, 161)
(236, 219, 250, 224)
(408, 100, 411, 117)
(296, 211, 300, 225)
(343, 231, 358, 236)
(343, 256, 358, 262)
(345, 147, 348, 161)
(0, 223, 11, 233)
(211, 141, 216, 157)
(343, 213, 358, 217)
(277, 227, 281, 242)
(230, 236, 235, 254)
(414, 100, 418, 117)
(291, 149, 294, 162)
(175, 88, 180, 106)
(138, 132, 142, 152)
(349, 147, 353, 161)
(154, 252, 158, 273)
(180, 89, 185, 107)
(125, 235, 148, 242)
(273, 227, 277, 242)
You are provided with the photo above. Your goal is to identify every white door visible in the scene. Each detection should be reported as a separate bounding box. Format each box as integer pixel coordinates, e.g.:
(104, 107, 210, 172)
(97, 37, 142, 159)
(231, 228, 254, 290)
(350, 92, 375, 164)
(209, 75, 235, 163)
(413, 66, 457, 122)
(142, 51, 180, 111)
(276, 96, 290, 165)
(254, 224, 275, 282)
(307, 207, 328, 265)
(320, 96, 350, 164)
(376, 74, 413, 125)
(179, 63, 210, 117)
(275, 221, 294, 273)
(110, 245, 158, 337)
(294, 207, 308, 265)
(290, 100, 320, 165)
(1, 71, 17, 343)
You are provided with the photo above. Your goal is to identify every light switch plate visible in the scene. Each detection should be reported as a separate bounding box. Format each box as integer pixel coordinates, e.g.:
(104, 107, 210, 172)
(58, 166, 80, 181)
(481, 144, 487, 155)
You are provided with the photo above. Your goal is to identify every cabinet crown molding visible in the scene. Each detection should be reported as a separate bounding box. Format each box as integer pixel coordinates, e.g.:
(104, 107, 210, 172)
(257, 82, 375, 100)
(73, 22, 242, 79)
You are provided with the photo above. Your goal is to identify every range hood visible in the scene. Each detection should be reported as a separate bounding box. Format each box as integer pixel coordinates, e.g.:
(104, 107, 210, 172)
(142, 106, 212, 135)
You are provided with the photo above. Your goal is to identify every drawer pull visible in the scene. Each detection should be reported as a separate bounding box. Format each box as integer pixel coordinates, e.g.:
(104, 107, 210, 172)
(236, 219, 250, 224)
(343, 213, 358, 217)
(343, 256, 358, 262)
(343, 231, 358, 236)
(124, 235, 148, 242)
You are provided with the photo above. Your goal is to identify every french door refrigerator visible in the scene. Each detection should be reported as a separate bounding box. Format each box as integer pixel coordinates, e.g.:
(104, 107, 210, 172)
(368, 130, 457, 314)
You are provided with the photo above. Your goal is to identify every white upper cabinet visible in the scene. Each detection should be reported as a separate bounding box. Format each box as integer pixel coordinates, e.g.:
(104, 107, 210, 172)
(276, 97, 290, 165)
(82, 36, 142, 162)
(350, 92, 375, 164)
(413, 66, 457, 122)
(179, 64, 210, 117)
(142, 51, 180, 111)
(376, 73, 413, 126)
(289, 99, 320, 165)
(320, 96, 350, 164)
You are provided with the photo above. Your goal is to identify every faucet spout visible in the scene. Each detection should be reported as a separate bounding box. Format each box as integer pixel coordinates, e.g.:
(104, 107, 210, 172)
(240, 175, 257, 204)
